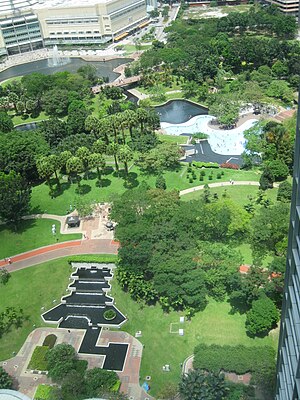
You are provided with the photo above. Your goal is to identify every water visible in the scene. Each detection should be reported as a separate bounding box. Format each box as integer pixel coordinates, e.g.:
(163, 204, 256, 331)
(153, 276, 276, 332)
(155, 99, 208, 124)
(0, 57, 132, 82)
(48, 45, 70, 67)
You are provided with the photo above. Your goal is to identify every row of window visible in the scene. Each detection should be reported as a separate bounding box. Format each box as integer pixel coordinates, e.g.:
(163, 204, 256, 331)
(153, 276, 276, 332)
(49, 30, 100, 35)
(46, 18, 99, 25)
(3, 29, 41, 39)
(109, 1, 146, 20)
(2, 23, 40, 34)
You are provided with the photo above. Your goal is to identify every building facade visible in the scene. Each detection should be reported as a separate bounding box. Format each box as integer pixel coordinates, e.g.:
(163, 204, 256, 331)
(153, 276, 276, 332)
(0, 0, 148, 55)
(262, 0, 299, 16)
(276, 102, 300, 399)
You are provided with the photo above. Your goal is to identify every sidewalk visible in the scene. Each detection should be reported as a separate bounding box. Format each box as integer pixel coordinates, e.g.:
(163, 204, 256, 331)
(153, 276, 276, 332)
(179, 180, 261, 196)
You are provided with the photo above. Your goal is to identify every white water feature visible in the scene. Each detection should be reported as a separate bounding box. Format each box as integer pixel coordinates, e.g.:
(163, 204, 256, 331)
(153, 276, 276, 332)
(161, 115, 258, 156)
(47, 45, 70, 67)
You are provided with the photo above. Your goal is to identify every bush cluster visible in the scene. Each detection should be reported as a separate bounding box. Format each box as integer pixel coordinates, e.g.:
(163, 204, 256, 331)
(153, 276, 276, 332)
(193, 344, 275, 374)
(42, 334, 57, 349)
(67, 254, 117, 264)
(220, 162, 239, 170)
(192, 161, 219, 168)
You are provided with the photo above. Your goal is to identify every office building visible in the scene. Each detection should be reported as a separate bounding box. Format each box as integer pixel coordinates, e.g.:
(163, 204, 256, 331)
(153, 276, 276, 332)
(276, 100, 300, 399)
(0, 0, 148, 55)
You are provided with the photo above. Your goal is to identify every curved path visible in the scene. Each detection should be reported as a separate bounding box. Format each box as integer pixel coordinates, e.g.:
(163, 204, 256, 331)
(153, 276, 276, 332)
(179, 180, 279, 196)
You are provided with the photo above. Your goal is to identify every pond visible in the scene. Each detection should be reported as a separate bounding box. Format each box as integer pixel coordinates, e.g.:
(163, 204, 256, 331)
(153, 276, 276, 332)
(0, 57, 132, 82)
(155, 99, 208, 124)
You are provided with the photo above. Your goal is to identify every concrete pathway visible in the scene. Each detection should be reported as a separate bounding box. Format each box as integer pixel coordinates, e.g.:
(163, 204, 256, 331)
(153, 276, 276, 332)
(179, 180, 261, 196)
(1, 327, 150, 400)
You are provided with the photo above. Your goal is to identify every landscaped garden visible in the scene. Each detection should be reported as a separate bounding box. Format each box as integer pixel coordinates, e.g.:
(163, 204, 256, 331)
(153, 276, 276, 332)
(0, 218, 81, 259)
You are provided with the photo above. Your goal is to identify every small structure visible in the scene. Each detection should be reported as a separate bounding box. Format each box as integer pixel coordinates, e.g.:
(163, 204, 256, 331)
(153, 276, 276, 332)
(180, 316, 185, 323)
(66, 216, 80, 228)
(179, 329, 184, 336)
(106, 221, 114, 231)
(135, 330, 142, 338)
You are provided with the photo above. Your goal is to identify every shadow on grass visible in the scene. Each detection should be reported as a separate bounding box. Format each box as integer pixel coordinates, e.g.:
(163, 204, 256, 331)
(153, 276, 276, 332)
(83, 171, 97, 181)
(1, 218, 36, 234)
(96, 179, 111, 188)
(123, 172, 139, 189)
(75, 184, 91, 195)
(52, 182, 71, 198)
(103, 166, 114, 176)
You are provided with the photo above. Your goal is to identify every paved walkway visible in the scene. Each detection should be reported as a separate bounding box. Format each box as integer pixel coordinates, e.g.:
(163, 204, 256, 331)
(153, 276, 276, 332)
(179, 180, 260, 196)
(1, 327, 150, 400)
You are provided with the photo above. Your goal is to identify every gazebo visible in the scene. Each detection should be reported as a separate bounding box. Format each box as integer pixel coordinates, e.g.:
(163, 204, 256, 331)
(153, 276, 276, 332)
(66, 216, 80, 228)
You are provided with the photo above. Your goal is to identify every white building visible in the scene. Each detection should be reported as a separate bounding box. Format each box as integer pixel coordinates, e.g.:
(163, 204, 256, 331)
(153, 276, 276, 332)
(0, 0, 148, 55)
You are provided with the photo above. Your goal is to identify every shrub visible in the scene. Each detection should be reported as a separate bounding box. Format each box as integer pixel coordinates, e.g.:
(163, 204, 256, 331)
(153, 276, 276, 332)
(192, 161, 219, 169)
(217, 173, 222, 179)
(42, 334, 57, 349)
(189, 177, 193, 183)
(67, 254, 117, 263)
(267, 160, 289, 181)
(277, 180, 292, 202)
(245, 297, 279, 336)
(208, 175, 213, 180)
(220, 162, 239, 170)
(103, 309, 117, 320)
(28, 346, 49, 371)
(193, 343, 275, 375)
(199, 175, 204, 181)
(200, 170, 206, 176)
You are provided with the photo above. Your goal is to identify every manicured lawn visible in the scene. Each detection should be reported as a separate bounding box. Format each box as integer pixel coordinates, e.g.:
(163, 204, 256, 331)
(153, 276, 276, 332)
(111, 280, 279, 396)
(0, 257, 278, 396)
(181, 184, 278, 205)
(0, 218, 81, 259)
(158, 134, 189, 145)
(0, 258, 72, 360)
(235, 242, 274, 267)
(30, 165, 261, 215)
(34, 384, 55, 399)
(10, 111, 48, 126)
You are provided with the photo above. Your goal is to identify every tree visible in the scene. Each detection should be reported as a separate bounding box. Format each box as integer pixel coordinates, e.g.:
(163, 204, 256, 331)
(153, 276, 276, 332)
(259, 167, 274, 190)
(75, 197, 94, 218)
(0, 111, 13, 133)
(89, 153, 106, 182)
(46, 344, 77, 382)
(107, 142, 119, 171)
(42, 89, 69, 116)
(66, 156, 83, 187)
(118, 144, 133, 176)
(76, 146, 91, 178)
(155, 174, 167, 190)
(267, 159, 289, 181)
(61, 370, 86, 400)
(0, 171, 31, 226)
(39, 117, 68, 149)
(0, 268, 10, 285)
(85, 368, 119, 397)
(246, 296, 279, 336)
(179, 369, 228, 400)
(36, 156, 55, 192)
(277, 180, 292, 202)
(0, 367, 13, 389)
(67, 100, 89, 135)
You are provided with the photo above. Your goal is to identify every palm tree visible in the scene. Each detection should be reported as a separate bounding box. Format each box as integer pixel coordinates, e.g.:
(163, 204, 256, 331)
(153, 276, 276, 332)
(123, 109, 138, 139)
(66, 156, 83, 188)
(48, 154, 61, 188)
(136, 108, 149, 133)
(93, 138, 107, 155)
(118, 144, 133, 176)
(76, 146, 90, 179)
(89, 153, 106, 182)
(36, 156, 55, 191)
(179, 370, 227, 400)
(107, 142, 119, 172)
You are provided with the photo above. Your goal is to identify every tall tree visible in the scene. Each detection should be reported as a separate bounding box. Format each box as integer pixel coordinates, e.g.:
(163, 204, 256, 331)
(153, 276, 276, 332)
(118, 144, 133, 176)
(0, 171, 31, 226)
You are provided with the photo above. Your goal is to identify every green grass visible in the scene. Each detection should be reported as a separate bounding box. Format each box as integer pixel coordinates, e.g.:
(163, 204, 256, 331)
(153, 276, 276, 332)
(0, 76, 23, 86)
(34, 385, 55, 400)
(0, 218, 81, 259)
(0, 256, 278, 396)
(0, 258, 72, 360)
(10, 111, 48, 126)
(181, 184, 277, 205)
(158, 134, 188, 145)
(28, 346, 49, 370)
(123, 44, 152, 55)
(111, 281, 279, 396)
(235, 242, 274, 267)
(30, 166, 261, 215)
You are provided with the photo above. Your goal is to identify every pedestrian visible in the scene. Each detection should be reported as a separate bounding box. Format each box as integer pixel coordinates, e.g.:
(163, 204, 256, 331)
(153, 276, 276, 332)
(8, 258, 12, 264)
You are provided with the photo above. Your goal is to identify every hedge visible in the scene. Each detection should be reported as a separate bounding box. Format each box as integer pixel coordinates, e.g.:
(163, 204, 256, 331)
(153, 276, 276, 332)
(67, 254, 118, 263)
(42, 334, 57, 349)
(193, 344, 275, 375)
(192, 161, 219, 169)
(220, 162, 239, 170)
(28, 346, 49, 371)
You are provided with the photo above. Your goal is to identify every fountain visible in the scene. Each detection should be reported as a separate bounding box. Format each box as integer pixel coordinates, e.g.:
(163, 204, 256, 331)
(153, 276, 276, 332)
(47, 45, 70, 67)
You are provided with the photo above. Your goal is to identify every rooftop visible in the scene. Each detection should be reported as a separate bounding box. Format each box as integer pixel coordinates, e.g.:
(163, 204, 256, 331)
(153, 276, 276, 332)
(0, 0, 40, 16)
(0, 390, 32, 400)
(33, 0, 108, 9)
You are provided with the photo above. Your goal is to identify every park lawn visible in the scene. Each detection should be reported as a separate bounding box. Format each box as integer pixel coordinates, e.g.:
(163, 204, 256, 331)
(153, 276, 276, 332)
(181, 184, 278, 205)
(34, 385, 55, 400)
(0, 218, 81, 259)
(111, 281, 279, 396)
(158, 134, 189, 145)
(30, 165, 261, 215)
(235, 242, 274, 267)
(0, 258, 72, 360)
(123, 44, 152, 55)
(10, 111, 48, 126)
